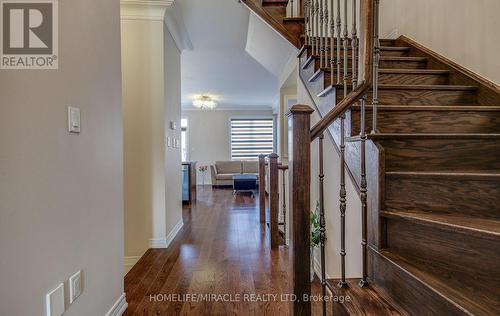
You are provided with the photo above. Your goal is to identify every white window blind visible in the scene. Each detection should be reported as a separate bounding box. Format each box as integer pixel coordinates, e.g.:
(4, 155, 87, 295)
(231, 118, 274, 160)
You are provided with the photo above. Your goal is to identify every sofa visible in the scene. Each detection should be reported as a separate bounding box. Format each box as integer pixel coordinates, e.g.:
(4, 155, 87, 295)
(210, 160, 259, 187)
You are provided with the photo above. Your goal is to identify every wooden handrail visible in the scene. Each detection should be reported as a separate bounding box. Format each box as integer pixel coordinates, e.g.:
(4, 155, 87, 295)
(309, 0, 375, 141)
(278, 164, 289, 170)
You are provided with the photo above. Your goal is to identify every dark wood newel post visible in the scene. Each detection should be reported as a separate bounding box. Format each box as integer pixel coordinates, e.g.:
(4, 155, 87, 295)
(258, 154, 266, 223)
(287, 104, 314, 316)
(269, 153, 280, 249)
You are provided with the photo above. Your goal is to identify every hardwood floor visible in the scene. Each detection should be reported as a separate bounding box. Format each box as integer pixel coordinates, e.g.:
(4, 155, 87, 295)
(124, 186, 330, 316)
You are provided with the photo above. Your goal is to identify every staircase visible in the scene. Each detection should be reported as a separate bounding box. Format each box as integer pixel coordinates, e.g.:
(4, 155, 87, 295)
(242, 0, 500, 315)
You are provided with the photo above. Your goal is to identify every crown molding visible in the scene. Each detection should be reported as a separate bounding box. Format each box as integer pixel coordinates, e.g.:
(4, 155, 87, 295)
(120, 0, 193, 52)
(120, 0, 174, 21)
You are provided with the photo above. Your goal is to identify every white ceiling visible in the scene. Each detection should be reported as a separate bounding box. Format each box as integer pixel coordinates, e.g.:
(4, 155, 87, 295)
(178, 0, 286, 110)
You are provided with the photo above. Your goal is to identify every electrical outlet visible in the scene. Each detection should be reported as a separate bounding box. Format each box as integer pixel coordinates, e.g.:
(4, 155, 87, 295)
(69, 270, 82, 304)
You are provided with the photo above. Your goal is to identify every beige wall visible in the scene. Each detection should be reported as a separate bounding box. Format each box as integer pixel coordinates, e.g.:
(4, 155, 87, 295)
(182, 109, 274, 184)
(380, 0, 500, 84)
(163, 28, 183, 238)
(121, 9, 183, 271)
(0, 0, 124, 315)
(122, 19, 164, 263)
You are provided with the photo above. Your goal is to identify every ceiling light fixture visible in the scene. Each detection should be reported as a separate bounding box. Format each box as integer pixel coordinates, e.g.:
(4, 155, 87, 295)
(193, 95, 217, 110)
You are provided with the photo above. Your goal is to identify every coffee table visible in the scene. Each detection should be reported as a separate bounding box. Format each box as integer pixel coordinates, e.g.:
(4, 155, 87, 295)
(233, 174, 258, 196)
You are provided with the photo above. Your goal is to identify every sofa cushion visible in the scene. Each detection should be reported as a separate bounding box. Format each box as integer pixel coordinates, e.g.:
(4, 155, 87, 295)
(242, 161, 258, 173)
(216, 173, 238, 180)
(215, 161, 242, 174)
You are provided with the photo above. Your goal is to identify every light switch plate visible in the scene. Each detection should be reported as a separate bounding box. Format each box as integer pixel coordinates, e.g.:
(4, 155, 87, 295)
(68, 106, 81, 133)
(69, 270, 82, 304)
(46, 283, 65, 316)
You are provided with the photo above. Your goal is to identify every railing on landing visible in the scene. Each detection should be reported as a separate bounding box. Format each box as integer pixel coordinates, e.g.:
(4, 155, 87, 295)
(258, 154, 289, 249)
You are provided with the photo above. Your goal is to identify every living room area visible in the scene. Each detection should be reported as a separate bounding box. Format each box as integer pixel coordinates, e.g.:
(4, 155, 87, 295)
(181, 109, 276, 195)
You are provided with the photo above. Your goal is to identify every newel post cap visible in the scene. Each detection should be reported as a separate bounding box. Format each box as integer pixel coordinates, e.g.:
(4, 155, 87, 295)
(286, 104, 314, 117)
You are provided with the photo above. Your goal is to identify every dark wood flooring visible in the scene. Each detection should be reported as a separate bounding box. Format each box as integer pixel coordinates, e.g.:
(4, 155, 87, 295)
(124, 187, 331, 316)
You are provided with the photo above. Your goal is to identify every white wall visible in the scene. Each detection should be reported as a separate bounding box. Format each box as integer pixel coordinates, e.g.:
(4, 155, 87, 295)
(380, 0, 500, 84)
(182, 109, 274, 184)
(121, 3, 183, 272)
(0, 0, 124, 315)
(296, 79, 362, 279)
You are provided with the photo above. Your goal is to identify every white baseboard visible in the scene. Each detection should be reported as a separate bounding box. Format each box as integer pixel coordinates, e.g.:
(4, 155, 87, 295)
(124, 255, 142, 269)
(105, 293, 128, 316)
(124, 253, 145, 275)
(149, 219, 184, 249)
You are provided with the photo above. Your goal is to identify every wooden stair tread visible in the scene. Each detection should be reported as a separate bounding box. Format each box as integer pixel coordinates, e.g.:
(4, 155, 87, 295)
(298, 44, 409, 58)
(380, 250, 495, 316)
(351, 105, 500, 111)
(301, 36, 396, 44)
(381, 209, 500, 239)
(379, 69, 449, 74)
(330, 84, 477, 90)
(319, 84, 478, 97)
(347, 133, 500, 143)
(386, 170, 500, 179)
(283, 17, 304, 22)
(312, 67, 449, 76)
(306, 55, 425, 63)
(366, 133, 500, 140)
(326, 278, 408, 316)
(262, 0, 289, 6)
(303, 55, 425, 69)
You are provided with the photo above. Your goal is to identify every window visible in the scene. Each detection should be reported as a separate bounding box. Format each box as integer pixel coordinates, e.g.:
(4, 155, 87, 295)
(230, 118, 274, 160)
(181, 118, 188, 162)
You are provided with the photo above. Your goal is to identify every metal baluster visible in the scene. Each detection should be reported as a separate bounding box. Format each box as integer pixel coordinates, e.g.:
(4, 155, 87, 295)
(342, 0, 348, 97)
(282, 169, 287, 247)
(319, 134, 327, 316)
(338, 109, 347, 288)
(372, 0, 380, 133)
(315, 0, 320, 57)
(335, 0, 342, 84)
(351, 0, 358, 88)
(337, 0, 348, 290)
(329, 0, 335, 85)
(308, 0, 313, 46)
(359, 95, 368, 287)
(323, 1, 329, 68)
(319, 0, 324, 68)
(309, 0, 313, 52)
(305, 0, 309, 46)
